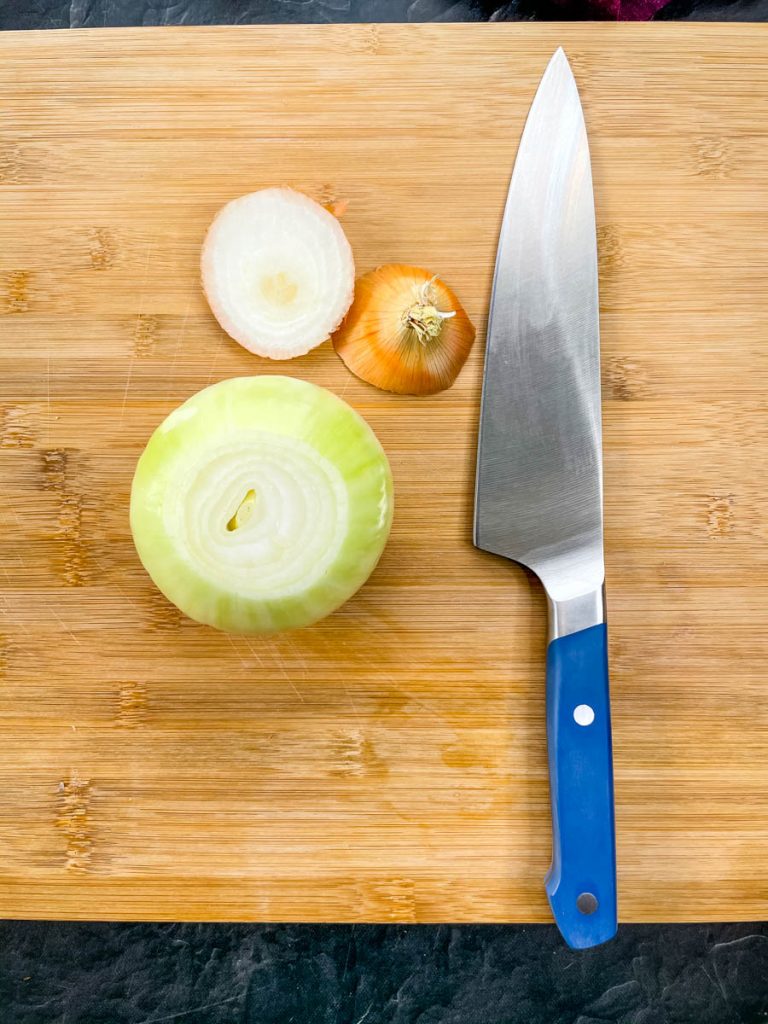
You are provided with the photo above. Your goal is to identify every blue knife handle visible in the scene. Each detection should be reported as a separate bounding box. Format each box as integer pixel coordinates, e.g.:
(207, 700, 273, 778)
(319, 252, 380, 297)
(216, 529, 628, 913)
(544, 622, 617, 949)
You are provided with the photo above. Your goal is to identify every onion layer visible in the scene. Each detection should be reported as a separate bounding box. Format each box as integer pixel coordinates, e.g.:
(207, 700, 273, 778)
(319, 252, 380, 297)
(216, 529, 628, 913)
(202, 188, 355, 360)
(130, 376, 393, 634)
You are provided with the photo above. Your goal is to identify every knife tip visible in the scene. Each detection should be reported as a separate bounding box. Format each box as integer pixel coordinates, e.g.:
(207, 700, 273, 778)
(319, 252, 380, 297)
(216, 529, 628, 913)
(544, 46, 577, 89)
(551, 45, 568, 66)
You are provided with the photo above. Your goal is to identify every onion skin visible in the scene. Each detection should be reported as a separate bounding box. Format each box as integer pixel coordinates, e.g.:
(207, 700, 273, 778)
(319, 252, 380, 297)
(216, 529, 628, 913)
(130, 376, 393, 635)
(332, 265, 476, 395)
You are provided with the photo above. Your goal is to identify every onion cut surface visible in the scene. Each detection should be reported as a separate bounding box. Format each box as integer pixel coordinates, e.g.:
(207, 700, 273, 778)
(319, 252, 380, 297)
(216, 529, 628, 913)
(202, 188, 355, 359)
(130, 376, 393, 634)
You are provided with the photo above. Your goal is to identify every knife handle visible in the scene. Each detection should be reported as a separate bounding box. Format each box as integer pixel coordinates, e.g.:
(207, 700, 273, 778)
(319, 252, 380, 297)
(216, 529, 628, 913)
(544, 622, 617, 949)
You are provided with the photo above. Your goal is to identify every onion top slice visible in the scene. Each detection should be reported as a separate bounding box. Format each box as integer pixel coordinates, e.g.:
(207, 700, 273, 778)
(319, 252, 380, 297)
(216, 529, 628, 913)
(332, 265, 475, 395)
(130, 376, 393, 634)
(202, 188, 355, 359)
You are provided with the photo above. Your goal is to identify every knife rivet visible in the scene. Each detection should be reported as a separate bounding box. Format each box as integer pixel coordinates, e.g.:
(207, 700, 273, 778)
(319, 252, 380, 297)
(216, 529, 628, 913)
(577, 892, 598, 915)
(573, 704, 595, 726)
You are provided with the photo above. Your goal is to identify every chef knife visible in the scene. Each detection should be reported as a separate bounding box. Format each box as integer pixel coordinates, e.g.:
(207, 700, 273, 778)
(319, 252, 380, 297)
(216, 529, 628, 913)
(474, 48, 617, 949)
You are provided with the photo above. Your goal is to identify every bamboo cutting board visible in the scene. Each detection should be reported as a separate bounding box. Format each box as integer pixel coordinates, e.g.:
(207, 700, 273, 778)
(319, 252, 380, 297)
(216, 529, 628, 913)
(0, 23, 766, 923)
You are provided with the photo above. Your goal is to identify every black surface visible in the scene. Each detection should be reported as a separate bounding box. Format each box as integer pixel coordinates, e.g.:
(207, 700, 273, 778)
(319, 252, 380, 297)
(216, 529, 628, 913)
(2, 2, 768, 1022)
(3, 0, 768, 28)
(0, 921, 766, 1023)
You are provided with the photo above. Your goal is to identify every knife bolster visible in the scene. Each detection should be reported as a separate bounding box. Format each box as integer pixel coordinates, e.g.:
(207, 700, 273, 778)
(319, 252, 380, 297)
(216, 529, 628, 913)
(547, 585, 606, 642)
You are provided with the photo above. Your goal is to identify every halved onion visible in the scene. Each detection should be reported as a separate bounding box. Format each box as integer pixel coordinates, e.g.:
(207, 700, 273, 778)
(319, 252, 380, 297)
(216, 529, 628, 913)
(201, 188, 355, 359)
(130, 376, 393, 634)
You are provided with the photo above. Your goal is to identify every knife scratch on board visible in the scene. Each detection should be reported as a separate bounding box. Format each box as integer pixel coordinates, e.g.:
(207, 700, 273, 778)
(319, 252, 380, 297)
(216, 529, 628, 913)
(281, 636, 308, 703)
(45, 355, 51, 447)
(225, 633, 250, 670)
(121, 237, 155, 426)
(163, 298, 193, 404)
(204, 328, 228, 389)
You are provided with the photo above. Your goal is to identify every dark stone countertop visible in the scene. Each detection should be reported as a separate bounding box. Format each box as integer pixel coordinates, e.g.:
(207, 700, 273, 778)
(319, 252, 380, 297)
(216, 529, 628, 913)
(2, 0, 768, 28)
(1, 3, 767, 1023)
(1, 921, 767, 1023)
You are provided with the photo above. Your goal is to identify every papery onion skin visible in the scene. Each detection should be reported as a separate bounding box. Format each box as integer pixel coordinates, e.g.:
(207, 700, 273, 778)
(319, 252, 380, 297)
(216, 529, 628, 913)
(202, 188, 355, 360)
(332, 264, 476, 395)
(130, 376, 393, 634)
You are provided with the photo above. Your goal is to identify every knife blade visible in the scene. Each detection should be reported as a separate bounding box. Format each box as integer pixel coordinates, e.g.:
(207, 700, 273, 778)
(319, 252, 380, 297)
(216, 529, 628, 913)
(474, 48, 617, 949)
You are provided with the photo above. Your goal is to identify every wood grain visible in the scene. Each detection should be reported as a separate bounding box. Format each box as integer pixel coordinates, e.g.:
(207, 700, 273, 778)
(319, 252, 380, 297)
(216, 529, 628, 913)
(0, 23, 766, 923)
